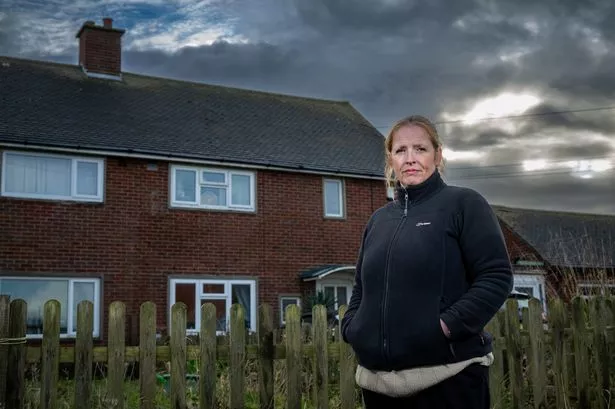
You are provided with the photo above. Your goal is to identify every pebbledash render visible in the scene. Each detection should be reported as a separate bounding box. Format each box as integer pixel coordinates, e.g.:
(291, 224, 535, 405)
(0, 17, 387, 342)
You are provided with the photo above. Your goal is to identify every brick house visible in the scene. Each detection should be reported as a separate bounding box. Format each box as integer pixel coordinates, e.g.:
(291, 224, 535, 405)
(494, 205, 615, 309)
(0, 18, 387, 341)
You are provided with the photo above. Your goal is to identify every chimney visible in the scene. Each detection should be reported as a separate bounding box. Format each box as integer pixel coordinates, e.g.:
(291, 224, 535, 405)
(76, 17, 125, 78)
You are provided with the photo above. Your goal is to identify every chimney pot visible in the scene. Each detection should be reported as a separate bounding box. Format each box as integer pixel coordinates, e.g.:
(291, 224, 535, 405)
(103, 17, 113, 28)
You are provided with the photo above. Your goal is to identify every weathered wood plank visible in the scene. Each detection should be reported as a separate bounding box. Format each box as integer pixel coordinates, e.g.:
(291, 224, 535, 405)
(505, 298, 524, 409)
(108, 301, 126, 409)
(527, 298, 547, 409)
(200, 303, 217, 409)
(312, 305, 328, 409)
(0, 295, 9, 407)
(6, 298, 27, 409)
(74, 301, 94, 409)
(171, 302, 187, 409)
(230, 303, 246, 409)
(548, 298, 570, 409)
(589, 296, 610, 409)
(486, 310, 506, 409)
(571, 296, 591, 409)
(139, 301, 157, 409)
(41, 299, 61, 409)
(285, 304, 301, 409)
(258, 304, 274, 409)
(338, 305, 356, 409)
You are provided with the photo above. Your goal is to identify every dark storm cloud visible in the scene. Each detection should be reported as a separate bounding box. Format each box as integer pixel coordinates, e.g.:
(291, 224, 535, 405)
(1, 0, 614, 214)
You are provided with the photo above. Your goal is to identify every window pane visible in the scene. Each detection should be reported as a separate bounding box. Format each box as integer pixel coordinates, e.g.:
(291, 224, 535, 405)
(200, 186, 226, 206)
(232, 284, 252, 329)
(76, 162, 98, 196)
(203, 283, 225, 294)
(175, 283, 196, 329)
(5, 154, 71, 196)
(324, 181, 341, 216)
(336, 287, 348, 307)
(515, 286, 535, 297)
(202, 171, 225, 184)
(201, 299, 227, 332)
(175, 170, 196, 202)
(73, 282, 95, 331)
(0, 279, 68, 335)
(231, 174, 251, 206)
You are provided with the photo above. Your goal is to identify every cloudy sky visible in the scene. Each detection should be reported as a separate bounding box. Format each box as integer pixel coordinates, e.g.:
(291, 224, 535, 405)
(1, 0, 614, 215)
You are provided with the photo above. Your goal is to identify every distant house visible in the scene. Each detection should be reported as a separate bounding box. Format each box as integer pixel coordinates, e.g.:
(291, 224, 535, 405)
(494, 205, 615, 308)
(0, 18, 387, 340)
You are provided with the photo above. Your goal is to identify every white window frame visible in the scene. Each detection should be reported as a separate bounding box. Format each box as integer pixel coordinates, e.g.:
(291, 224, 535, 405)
(0, 276, 101, 338)
(513, 273, 547, 311)
(316, 280, 353, 313)
(1, 150, 104, 202)
(169, 278, 257, 335)
(279, 295, 301, 326)
(323, 178, 345, 218)
(169, 165, 256, 212)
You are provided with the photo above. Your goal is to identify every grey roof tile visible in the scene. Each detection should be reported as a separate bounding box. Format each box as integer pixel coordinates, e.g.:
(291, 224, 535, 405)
(0, 56, 385, 177)
(494, 206, 615, 269)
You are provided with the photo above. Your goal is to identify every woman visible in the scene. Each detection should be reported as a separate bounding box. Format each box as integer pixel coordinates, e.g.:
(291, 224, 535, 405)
(341, 115, 513, 409)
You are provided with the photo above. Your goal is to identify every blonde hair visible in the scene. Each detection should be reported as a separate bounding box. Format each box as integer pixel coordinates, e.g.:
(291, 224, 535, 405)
(384, 115, 444, 188)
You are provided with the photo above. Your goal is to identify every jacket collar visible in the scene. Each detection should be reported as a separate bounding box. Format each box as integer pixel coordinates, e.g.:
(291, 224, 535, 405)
(395, 169, 446, 207)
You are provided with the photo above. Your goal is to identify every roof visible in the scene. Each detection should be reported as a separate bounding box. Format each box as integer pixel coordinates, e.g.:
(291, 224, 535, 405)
(493, 206, 615, 269)
(299, 264, 355, 281)
(0, 56, 385, 178)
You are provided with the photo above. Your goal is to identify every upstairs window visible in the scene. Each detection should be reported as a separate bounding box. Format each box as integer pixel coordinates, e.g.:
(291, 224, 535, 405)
(171, 165, 255, 212)
(323, 178, 344, 218)
(1, 151, 104, 202)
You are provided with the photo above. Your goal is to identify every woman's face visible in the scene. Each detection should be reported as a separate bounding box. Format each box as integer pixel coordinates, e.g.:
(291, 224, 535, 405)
(389, 124, 441, 186)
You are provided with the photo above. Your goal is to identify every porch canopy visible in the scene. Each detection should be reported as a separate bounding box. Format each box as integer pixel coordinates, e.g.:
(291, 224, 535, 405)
(299, 264, 356, 281)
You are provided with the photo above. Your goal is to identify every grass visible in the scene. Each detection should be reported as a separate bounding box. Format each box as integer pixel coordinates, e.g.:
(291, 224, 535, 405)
(22, 357, 362, 409)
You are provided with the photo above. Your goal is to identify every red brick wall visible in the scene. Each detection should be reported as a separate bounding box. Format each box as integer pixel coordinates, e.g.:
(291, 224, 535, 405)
(78, 27, 122, 75)
(0, 154, 386, 338)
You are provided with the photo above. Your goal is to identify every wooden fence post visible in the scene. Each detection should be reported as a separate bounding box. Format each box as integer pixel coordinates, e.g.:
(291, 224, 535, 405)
(338, 305, 356, 409)
(589, 296, 610, 409)
(285, 304, 301, 409)
(200, 303, 217, 409)
(139, 301, 157, 409)
(571, 296, 591, 409)
(312, 305, 328, 409)
(41, 299, 61, 409)
(74, 301, 94, 409)
(0, 295, 9, 407)
(527, 298, 547, 409)
(6, 298, 27, 409)
(548, 298, 570, 409)
(108, 301, 126, 409)
(258, 304, 274, 409)
(230, 303, 246, 409)
(505, 298, 524, 409)
(485, 310, 506, 409)
(171, 302, 187, 409)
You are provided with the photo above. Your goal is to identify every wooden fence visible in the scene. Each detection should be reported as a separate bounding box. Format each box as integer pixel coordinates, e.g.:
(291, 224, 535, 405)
(0, 294, 613, 409)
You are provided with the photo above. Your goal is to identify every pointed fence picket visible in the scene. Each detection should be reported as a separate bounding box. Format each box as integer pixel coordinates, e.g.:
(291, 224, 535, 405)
(0, 294, 613, 409)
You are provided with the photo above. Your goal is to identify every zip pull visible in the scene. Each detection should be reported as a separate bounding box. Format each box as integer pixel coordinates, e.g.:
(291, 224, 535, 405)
(404, 192, 408, 216)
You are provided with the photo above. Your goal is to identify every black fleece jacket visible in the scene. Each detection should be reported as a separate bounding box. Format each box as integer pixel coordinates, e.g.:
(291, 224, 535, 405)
(341, 170, 513, 371)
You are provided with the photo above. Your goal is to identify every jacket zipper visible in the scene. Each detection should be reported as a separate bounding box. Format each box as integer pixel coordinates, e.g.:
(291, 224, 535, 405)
(381, 189, 409, 364)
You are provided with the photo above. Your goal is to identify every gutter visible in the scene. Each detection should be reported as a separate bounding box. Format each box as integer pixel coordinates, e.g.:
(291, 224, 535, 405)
(0, 142, 386, 181)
